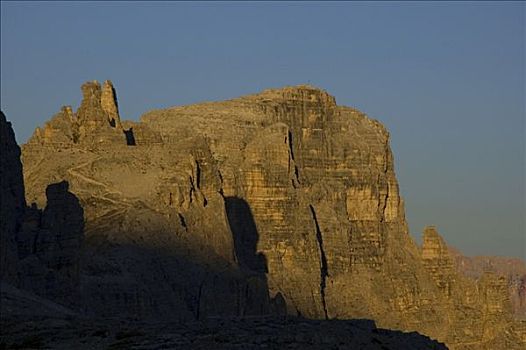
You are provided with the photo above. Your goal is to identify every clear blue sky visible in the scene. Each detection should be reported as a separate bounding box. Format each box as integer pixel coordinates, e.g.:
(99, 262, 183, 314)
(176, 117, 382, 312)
(1, 1, 524, 258)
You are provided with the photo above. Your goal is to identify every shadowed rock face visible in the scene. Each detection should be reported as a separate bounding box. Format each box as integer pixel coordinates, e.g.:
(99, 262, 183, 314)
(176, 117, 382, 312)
(12, 81, 526, 349)
(226, 197, 267, 274)
(1, 113, 84, 309)
(17, 181, 84, 308)
(0, 111, 26, 284)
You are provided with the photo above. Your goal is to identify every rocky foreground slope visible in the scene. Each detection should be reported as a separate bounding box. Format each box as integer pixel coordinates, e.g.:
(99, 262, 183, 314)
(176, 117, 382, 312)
(1, 280, 446, 350)
(2, 81, 525, 348)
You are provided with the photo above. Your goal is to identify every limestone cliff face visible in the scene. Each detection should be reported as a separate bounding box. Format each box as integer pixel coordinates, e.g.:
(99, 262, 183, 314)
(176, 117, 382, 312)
(19, 81, 526, 348)
(141, 85, 439, 332)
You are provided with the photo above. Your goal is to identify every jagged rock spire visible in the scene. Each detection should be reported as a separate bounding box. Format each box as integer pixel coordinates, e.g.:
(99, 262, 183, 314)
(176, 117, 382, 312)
(101, 80, 122, 128)
(421, 226, 451, 260)
(76, 80, 123, 131)
(69, 80, 126, 144)
(76, 81, 106, 127)
(421, 226, 455, 297)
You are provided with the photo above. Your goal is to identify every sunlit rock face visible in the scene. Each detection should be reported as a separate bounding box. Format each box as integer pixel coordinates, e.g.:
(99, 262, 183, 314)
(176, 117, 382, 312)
(101, 80, 122, 129)
(26, 80, 129, 148)
(18, 81, 525, 349)
(419, 226, 524, 348)
(421, 226, 456, 298)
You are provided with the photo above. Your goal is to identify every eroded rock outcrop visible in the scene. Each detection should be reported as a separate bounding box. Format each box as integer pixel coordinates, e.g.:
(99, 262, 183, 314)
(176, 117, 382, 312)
(17, 81, 526, 349)
(25, 80, 152, 148)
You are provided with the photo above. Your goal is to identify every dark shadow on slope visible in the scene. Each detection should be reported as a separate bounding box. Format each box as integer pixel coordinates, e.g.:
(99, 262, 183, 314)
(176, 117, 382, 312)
(6, 193, 447, 349)
(0, 311, 448, 349)
(224, 197, 267, 274)
(16, 181, 84, 310)
(224, 197, 289, 316)
(124, 128, 136, 146)
(76, 199, 278, 321)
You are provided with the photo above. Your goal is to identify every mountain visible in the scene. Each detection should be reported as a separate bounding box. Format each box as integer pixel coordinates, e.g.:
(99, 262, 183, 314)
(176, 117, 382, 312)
(2, 80, 524, 349)
(449, 247, 526, 320)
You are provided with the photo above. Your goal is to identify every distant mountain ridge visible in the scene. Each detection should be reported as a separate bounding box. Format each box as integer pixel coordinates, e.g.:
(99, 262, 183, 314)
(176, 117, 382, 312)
(448, 247, 526, 320)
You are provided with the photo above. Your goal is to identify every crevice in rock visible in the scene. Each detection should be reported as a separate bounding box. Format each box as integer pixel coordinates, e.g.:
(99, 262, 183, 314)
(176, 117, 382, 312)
(309, 204, 329, 319)
(287, 130, 301, 185)
(124, 128, 136, 146)
(379, 136, 390, 223)
(178, 213, 188, 231)
(288, 131, 296, 161)
(196, 280, 204, 319)
(194, 160, 201, 189)
(217, 169, 224, 187)
(380, 186, 389, 223)
(72, 130, 80, 144)
(188, 175, 196, 204)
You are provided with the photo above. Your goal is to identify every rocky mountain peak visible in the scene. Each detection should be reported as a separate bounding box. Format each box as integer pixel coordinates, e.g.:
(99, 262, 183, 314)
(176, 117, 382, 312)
(421, 226, 455, 293)
(250, 84, 337, 109)
(421, 225, 451, 260)
(101, 79, 121, 128)
(77, 80, 113, 128)
(25, 80, 132, 147)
